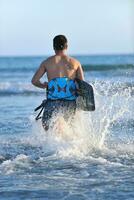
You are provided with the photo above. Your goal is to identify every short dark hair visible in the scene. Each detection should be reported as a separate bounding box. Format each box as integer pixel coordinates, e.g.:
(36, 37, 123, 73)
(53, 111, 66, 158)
(53, 35, 68, 50)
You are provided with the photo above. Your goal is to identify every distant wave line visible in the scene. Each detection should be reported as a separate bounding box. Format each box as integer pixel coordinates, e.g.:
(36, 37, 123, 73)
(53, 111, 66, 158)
(0, 64, 134, 73)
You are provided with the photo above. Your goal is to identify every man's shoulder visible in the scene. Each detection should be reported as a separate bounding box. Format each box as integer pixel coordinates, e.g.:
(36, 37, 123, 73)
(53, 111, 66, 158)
(45, 55, 55, 62)
(46, 55, 55, 60)
(68, 56, 81, 66)
(41, 56, 55, 66)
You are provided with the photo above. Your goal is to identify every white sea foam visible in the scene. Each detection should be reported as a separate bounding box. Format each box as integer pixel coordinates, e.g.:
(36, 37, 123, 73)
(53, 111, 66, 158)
(26, 79, 134, 161)
(0, 81, 42, 95)
(0, 154, 31, 175)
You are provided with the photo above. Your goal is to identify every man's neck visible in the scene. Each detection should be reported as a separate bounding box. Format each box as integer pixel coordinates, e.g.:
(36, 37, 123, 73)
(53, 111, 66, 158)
(55, 50, 67, 56)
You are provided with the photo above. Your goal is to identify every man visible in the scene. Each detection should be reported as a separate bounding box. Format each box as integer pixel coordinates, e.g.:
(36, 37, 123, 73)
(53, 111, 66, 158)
(31, 35, 84, 130)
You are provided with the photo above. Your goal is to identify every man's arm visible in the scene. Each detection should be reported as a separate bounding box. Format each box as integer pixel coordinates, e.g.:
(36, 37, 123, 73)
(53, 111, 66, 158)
(31, 61, 47, 89)
(76, 63, 84, 80)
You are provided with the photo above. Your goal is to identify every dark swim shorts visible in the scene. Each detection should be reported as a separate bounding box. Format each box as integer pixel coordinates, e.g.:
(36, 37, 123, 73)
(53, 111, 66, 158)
(42, 100, 76, 131)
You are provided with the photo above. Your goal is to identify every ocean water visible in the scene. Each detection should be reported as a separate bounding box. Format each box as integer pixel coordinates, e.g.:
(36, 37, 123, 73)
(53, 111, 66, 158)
(0, 54, 134, 200)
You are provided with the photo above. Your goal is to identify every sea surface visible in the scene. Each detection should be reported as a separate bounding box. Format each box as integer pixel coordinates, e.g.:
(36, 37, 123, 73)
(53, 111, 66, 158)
(0, 54, 134, 200)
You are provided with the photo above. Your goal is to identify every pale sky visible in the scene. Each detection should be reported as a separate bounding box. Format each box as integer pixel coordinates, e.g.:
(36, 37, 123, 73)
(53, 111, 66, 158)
(0, 0, 134, 56)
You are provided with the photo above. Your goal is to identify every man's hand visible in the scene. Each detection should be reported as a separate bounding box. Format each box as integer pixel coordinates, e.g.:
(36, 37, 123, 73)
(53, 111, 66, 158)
(32, 80, 48, 89)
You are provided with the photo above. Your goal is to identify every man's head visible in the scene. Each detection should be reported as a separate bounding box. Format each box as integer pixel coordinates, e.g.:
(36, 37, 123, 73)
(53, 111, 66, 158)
(53, 35, 68, 51)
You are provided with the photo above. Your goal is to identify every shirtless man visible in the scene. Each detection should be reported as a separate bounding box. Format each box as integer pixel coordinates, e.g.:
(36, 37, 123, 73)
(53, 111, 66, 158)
(32, 35, 84, 130)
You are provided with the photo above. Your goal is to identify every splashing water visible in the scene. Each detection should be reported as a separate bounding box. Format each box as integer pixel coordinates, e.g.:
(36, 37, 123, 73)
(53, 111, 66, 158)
(27, 79, 133, 160)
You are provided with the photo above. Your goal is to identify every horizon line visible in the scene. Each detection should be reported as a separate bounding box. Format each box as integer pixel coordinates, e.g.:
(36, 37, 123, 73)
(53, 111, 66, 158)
(0, 52, 134, 58)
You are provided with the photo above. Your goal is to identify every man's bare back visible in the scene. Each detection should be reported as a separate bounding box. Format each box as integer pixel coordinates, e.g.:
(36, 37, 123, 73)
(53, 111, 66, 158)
(44, 54, 83, 81)
(32, 54, 84, 88)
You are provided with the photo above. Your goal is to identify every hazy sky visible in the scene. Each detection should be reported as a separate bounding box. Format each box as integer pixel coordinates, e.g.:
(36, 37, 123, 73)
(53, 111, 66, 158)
(0, 0, 134, 56)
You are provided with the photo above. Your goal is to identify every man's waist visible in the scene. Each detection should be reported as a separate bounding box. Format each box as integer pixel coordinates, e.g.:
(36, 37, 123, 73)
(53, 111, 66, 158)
(47, 95, 77, 100)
